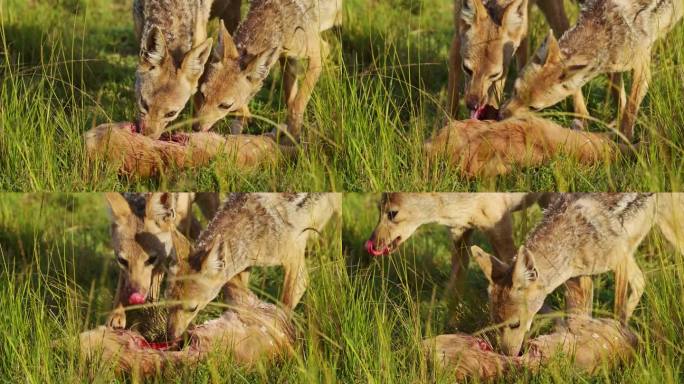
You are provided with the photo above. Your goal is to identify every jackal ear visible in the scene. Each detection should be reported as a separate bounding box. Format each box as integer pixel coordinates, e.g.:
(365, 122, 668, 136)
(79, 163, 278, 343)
(502, 0, 527, 33)
(182, 37, 214, 82)
(141, 25, 167, 68)
(146, 193, 176, 225)
(535, 30, 561, 66)
(471, 245, 508, 284)
(461, 0, 487, 26)
(513, 245, 538, 284)
(201, 236, 226, 273)
(215, 20, 239, 62)
(105, 193, 132, 223)
(242, 47, 279, 83)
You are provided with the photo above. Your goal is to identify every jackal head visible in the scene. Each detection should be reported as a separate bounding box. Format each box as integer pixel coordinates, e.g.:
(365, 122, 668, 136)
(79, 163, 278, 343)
(500, 31, 591, 119)
(460, 0, 527, 119)
(193, 21, 279, 131)
(471, 245, 546, 356)
(106, 193, 179, 306)
(135, 26, 213, 138)
(166, 235, 234, 340)
(366, 193, 439, 256)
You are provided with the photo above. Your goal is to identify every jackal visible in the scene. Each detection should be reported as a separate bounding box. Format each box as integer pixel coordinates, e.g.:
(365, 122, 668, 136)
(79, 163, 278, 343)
(473, 193, 684, 356)
(133, 0, 242, 138)
(105, 192, 199, 340)
(500, 0, 683, 140)
(448, 0, 589, 120)
(362, 193, 596, 311)
(165, 193, 341, 340)
(192, 0, 342, 140)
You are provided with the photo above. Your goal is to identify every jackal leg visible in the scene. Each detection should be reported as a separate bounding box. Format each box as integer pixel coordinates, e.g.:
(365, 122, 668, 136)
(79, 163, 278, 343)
(571, 91, 590, 129)
(656, 194, 684, 255)
(107, 273, 127, 329)
(194, 192, 220, 221)
(614, 261, 629, 322)
(447, 33, 463, 118)
(620, 57, 651, 142)
(564, 276, 593, 316)
(607, 73, 626, 123)
(286, 41, 328, 141)
(212, 0, 242, 34)
(484, 213, 517, 264)
(536, 0, 570, 37)
(445, 229, 473, 299)
(624, 256, 645, 321)
(282, 57, 300, 116)
(281, 254, 308, 309)
(223, 270, 252, 304)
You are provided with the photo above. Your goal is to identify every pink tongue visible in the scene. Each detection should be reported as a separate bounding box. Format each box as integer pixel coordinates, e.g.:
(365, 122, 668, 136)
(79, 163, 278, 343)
(365, 240, 387, 257)
(128, 292, 146, 305)
(470, 106, 485, 120)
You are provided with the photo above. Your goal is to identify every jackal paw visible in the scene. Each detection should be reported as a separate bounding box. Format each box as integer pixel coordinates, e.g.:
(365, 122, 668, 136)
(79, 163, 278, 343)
(107, 311, 126, 329)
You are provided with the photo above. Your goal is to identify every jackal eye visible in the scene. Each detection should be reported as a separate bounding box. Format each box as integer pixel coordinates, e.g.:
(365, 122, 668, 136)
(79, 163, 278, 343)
(489, 71, 503, 80)
(146, 254, 158, 265)
(116, 256, 128, 268)
(218, 102, 233, 111)
(164, 110, 178, 119)
(387, 210, 398, 221)
(529, 105, 542, 112)
(462, 64, 473, 77)
(509, 320, 521, 329)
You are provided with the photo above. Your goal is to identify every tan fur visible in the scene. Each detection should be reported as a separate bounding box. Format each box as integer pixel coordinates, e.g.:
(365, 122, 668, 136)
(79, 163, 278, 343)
(165, 193, 341, 340)
(473, 193, 684, 356)
(448, 0, 578, 118)
(425, 316, 637, 380)
(424, 116, 625, 177)
(501, 0, 684, 140)
(80, 289, 294, 378)
(193, 0, 342, 140)
(85, 123, 287, 178)
(105, 192, 193, 340)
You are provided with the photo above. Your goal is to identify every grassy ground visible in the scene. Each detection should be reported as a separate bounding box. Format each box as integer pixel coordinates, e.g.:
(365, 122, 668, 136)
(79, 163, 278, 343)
(340, 0, 684, 191)
(2, 193, 683, 382)
(0, 0, 344, 191)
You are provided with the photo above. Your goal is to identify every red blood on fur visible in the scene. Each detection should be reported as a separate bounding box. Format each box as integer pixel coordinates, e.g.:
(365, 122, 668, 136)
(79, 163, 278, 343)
(128, 292, 146, 305)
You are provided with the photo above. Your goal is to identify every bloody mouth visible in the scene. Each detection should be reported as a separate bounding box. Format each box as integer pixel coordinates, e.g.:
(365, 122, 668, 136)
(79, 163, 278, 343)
(365, 237, 400, 256)
(469, 104, 500, 121)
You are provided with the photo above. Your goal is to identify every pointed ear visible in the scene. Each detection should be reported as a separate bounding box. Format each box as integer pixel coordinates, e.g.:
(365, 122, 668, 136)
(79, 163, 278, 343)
(535, 30, 561, 65)
(140, 25, 167, 68)
(214, 20, 239, 61)
(243, 47, 278, 83)
(471, 245, 508, 284)
(461, 0, 487, 26)
(105, 193, 132, 223)
(502, 0, 527, 32)
(201, 236, 226, 274)
(182, 37, 214, 82)
(145, 193, 176, 225)
(513, 245, 538, 285)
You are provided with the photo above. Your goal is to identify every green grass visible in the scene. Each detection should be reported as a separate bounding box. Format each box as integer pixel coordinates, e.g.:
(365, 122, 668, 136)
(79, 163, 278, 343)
(2, 193, 684, 382)
(340, 0, 684, 191)
(0, 0, 344, 191)
(2, 0, 683, 191)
